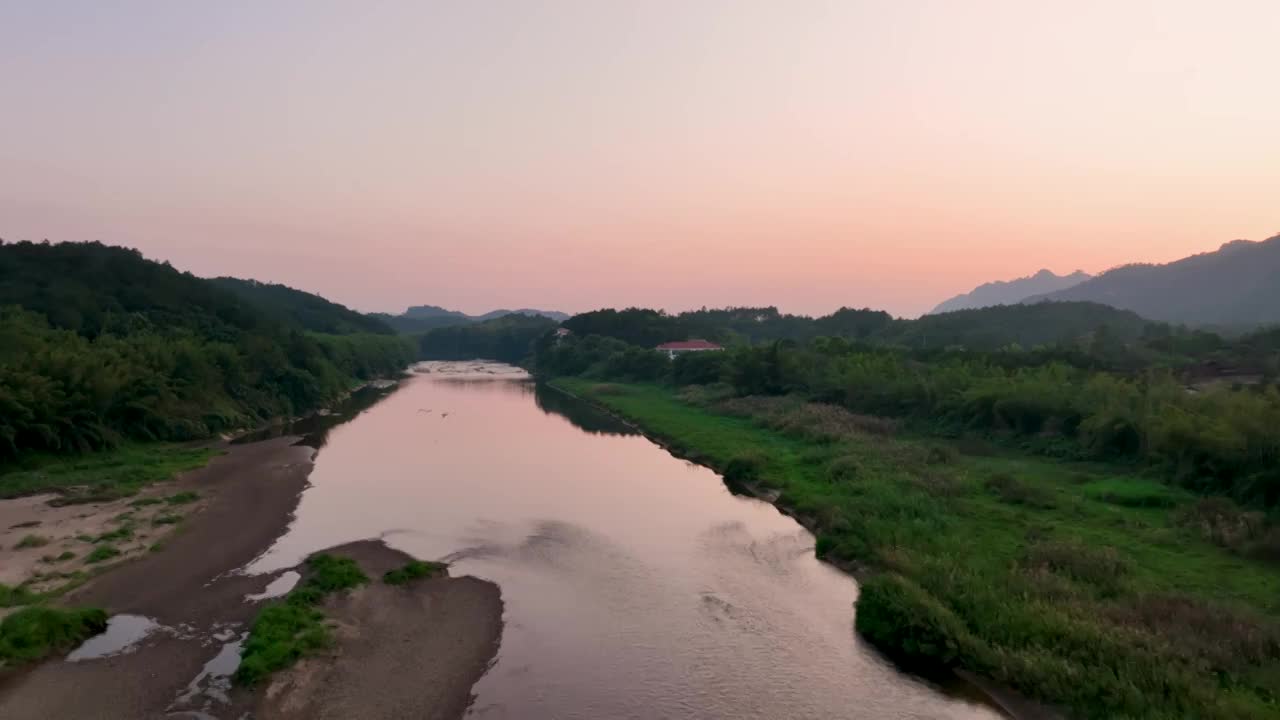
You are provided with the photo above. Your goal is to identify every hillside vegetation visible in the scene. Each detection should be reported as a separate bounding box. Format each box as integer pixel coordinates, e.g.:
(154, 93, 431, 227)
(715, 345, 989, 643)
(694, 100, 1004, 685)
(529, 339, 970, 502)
(211, 277, 394, 335)
(0, 241, 413, 463)
(1026, 234, 1280, 327)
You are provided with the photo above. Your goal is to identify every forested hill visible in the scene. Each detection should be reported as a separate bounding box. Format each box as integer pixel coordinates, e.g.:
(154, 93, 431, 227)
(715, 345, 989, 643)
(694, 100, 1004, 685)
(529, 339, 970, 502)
(1024, 234, 1280, 326)
(371, 305, 569, 334)
(211, 277, 394, 335)
(559, 302, 1153, 352)
(0, 241, 413, 462)
(930, 269, 1090, 314)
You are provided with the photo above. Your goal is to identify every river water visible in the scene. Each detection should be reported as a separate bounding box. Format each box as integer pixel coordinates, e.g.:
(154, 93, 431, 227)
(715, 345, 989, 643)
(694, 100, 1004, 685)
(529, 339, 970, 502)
(248, 362, 1003, 720)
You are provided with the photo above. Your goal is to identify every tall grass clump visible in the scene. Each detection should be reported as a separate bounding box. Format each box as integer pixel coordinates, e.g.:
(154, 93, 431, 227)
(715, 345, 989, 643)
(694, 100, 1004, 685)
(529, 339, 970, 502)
(0, 606, 108, 664)
(234, 553, 367, 686)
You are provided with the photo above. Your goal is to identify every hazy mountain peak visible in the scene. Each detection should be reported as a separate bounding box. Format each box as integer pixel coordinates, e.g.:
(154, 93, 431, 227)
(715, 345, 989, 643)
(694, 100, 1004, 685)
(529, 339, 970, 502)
(930, 269, 1091, 315)
(1023, 234, 1280, 326)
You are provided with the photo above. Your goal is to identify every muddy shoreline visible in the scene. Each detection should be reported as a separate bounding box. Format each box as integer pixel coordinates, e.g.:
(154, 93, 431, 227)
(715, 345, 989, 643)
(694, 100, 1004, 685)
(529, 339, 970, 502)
(0, 434, 503, 720)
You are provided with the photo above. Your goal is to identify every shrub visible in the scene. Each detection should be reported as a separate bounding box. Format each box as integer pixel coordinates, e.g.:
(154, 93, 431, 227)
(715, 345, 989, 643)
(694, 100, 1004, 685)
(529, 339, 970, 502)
(985, 473, 1055, 509)
(85, 545, 121, 564)
(1022, 540, 1130, 593)
(1176, 497, 1265, 550)
(165, 491, 199, 505)
(304, 554, 368, 593)
(925, 445, 958, 465)
(14, 534, 50, 550)
(722, 452, 765, 485)
(384, 560, 447, 585)
(826, 456, 861, 483)
(0, 606, 108, 663)
(855, 573, 977, 668)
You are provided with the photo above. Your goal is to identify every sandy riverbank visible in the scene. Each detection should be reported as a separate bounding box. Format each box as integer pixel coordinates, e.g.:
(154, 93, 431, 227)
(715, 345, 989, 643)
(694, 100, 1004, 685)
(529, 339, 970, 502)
(0, 437, 504, 720)
(253, 540, 503, 720)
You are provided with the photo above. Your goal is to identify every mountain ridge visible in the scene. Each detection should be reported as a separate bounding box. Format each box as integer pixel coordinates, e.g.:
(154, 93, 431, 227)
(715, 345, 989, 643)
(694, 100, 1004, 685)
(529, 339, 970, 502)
(930, 269, 1090, 314)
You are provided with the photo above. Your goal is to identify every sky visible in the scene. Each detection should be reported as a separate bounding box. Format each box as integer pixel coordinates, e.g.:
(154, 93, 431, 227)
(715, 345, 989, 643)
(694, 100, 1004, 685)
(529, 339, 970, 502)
(2, 1, 1278, 318)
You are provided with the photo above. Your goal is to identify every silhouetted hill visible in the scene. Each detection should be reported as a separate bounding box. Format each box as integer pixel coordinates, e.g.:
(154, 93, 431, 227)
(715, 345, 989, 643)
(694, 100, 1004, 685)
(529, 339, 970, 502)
(930, 269, 1090, 314)
(373, 306, 568, 333)
(211, 277, 394, 335)
(881, 301, 1152, 350)
(1024, 235, 1280, 326)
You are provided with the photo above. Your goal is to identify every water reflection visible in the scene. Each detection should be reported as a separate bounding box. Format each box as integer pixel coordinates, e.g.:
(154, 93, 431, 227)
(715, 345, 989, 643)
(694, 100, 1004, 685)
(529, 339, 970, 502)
(232, 381, 401, 449)
(248, 361, 1004, 720)
(534, 383, 638, 437)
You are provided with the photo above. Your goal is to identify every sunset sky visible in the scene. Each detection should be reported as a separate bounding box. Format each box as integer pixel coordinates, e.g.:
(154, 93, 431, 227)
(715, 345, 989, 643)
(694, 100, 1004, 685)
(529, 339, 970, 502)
(2, 1, 1277, 317)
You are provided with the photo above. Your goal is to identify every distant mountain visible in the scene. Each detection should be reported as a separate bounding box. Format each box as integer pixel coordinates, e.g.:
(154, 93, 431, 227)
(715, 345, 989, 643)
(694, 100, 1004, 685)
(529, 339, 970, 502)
(931, 269, 1090, 314)
(403, 304, 472, 321)
(1024, 235, 1280, 326)
(373, 306, 568, 334)
(475, 308, 570, 322)
(211, 277, 395, 335)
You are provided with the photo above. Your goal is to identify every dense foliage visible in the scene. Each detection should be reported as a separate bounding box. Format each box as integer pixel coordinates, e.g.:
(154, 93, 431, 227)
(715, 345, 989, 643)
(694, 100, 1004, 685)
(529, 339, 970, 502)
(210, 277, 395, 335)
(417, 313, 557, 363)
(0, 241, 414, 462)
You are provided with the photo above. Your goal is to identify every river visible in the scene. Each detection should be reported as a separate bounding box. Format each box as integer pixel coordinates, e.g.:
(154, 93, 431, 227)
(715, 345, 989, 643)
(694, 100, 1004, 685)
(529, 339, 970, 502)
(247, 361, 1005, 720)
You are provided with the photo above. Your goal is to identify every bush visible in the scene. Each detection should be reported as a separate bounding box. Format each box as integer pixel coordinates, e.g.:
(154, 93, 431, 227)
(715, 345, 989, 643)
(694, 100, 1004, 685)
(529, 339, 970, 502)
(855, 573, 977, 668)
(14, 534, 50, 550)
(384, 560, 447, 585)
(0, 606, 108, 663)
(826, 456, 861, 483)
(85, 545, 121, 564)
(985, 473, 1055, 509)
(722, 452, 765, 485)
(1022, 540, 1130, 593)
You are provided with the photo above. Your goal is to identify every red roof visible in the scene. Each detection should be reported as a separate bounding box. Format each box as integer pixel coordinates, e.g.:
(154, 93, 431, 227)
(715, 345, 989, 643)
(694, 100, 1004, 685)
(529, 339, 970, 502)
(656, 339, 722, 350)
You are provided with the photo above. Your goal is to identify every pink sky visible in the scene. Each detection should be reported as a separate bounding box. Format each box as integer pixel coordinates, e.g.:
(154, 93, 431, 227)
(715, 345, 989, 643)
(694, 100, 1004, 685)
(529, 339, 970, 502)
(2, 1, 1277, 317)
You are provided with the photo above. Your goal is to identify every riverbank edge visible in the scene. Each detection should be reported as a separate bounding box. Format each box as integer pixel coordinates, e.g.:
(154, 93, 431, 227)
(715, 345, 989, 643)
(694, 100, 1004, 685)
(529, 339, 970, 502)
(545, 378, 1055, 720)
(249, 540, 503, 720)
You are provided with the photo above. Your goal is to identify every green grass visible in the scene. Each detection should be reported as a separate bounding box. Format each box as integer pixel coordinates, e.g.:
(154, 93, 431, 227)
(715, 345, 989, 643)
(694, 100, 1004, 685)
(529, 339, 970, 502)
(383, 559, 447, 585)
(234, 553, 369, 686)
(13, 534, 50, 550)
(554, 378, 1280, 720)
(84, 544, 121, 564)
(165, 491, 200, 505)
(0, 606, 108, 665)
(151, 513, 182, 526)
(0, 443, 217, 502)
(0, 583, 39, 608)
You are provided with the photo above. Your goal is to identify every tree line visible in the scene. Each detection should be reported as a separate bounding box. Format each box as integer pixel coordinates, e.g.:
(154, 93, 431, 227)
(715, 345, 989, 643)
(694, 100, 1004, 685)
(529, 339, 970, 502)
(534, 308, 1280, 510)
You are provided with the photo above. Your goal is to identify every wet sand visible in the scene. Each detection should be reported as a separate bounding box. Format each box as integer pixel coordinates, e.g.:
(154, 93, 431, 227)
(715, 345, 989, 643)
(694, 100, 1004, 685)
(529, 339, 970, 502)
(0, 438, 504, 720)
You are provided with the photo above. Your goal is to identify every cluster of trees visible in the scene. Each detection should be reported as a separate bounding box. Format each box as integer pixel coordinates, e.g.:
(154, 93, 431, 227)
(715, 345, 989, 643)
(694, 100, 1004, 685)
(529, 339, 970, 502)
(0, 241, 414, 461)
(536, 309, 1280, 509)
(416, 313, 557, 364)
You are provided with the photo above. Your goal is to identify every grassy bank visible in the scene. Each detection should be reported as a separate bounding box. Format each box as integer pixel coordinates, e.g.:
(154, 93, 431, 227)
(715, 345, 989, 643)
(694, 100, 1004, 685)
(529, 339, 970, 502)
(0, 606, 108, 667)
(0, 443, 218, 503)
(552, 378, 1280, 719)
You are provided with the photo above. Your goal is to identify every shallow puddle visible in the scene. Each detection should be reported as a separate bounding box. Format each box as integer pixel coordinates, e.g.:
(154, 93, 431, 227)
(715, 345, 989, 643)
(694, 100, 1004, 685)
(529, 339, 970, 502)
(67, 614, 162, 661)
(244, 570, 299, 602)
